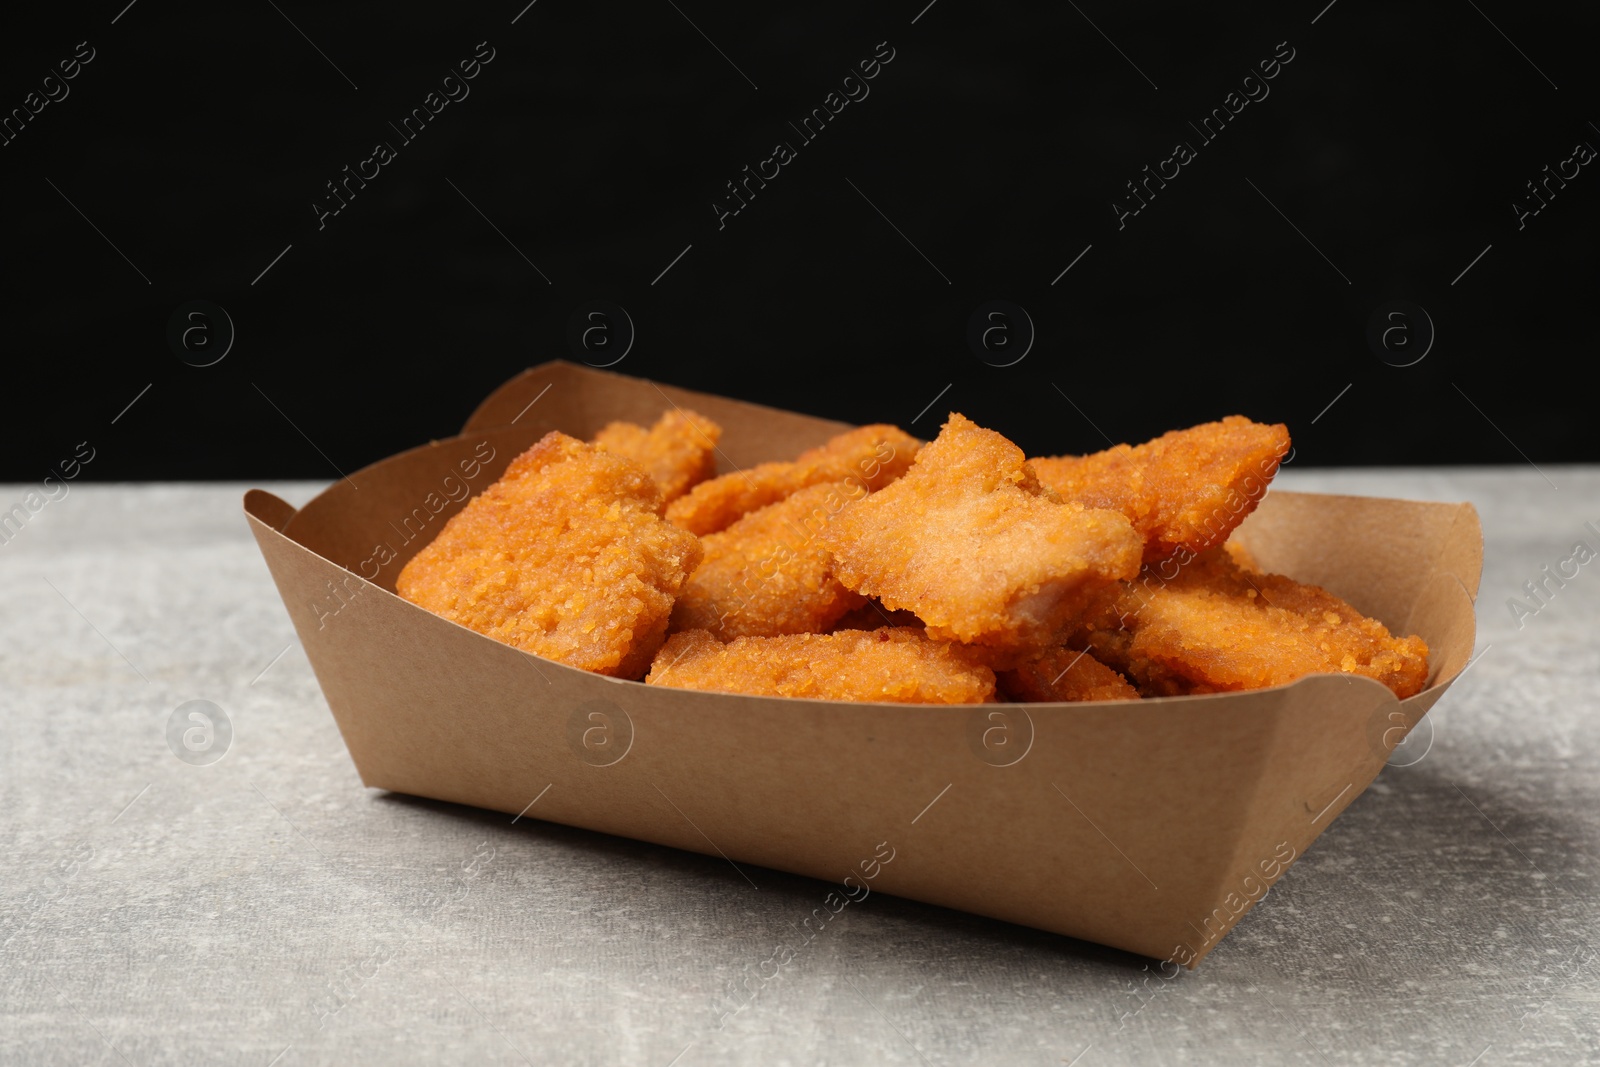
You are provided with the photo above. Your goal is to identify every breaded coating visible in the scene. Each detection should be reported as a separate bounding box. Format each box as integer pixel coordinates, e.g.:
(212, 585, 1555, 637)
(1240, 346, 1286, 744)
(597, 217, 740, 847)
(396, 432, 702, 678)
(1032, 416, 1290, 562)
(1000, 647, 1141, 703)
(646, 627, 996, 703)
(792, 424, 921, 467)
(1222, 539, 1260, 573)
(816, 412, 1143, 660)
(669, 481, 867, 639)
(591, 408, 722, 505)
(1084, 551, 1430, 698)
(665, 424, 920, 536)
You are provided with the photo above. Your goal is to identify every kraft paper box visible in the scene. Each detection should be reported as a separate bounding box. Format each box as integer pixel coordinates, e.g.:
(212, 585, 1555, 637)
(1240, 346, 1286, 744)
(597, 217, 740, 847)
(244, 361, 1482, 966)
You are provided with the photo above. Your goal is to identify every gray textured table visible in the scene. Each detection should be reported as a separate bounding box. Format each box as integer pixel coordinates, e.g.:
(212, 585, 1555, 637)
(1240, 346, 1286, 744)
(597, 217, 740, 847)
(4, 468, 1597, 1067)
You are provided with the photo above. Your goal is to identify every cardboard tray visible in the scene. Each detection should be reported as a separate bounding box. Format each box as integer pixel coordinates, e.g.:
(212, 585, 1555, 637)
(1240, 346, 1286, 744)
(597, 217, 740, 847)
(244, 361, 1482, 966)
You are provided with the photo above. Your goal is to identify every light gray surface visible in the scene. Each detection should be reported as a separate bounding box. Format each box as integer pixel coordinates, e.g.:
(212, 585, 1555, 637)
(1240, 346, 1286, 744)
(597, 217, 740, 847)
(3, 468, 1597, 1067)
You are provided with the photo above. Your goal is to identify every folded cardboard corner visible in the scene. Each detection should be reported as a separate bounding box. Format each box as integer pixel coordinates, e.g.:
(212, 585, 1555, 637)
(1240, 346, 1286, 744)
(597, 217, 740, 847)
(245, 361, 1482, 966)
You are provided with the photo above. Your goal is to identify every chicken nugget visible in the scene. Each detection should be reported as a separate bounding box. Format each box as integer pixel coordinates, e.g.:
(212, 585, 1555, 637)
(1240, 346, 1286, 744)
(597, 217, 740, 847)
(665, 424, 920, 535)
(669, 481, 867, 639)
(793, 424, 922, 467)
(591, 408, 722, 505)
(1222, 539, 1260, 573)
(999, 647, 1141, 703)
(646, 627, 996, 703)
(1032, 416, 1290, 562)
(396, 431, 702, 678)
(1084, 550, 1429, 698)
(816, 412, 1143, 660)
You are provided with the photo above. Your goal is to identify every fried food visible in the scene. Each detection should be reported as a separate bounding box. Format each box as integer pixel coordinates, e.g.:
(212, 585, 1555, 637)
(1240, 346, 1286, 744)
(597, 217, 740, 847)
(1222, 539, 1260, 573)
(646, 627, 996, 703)
(664, 424, 920, 536)
(1000, 647, 1141, 703)
(395, 395, 1425, 707)
(1082, 550, 1429, 698)
(669, 481, 867, 639)
(816, 412, 1143, 660)
(1031, 416, 1290, 562)
(591, 408, 722, 505)
(396, 431, 702, 678)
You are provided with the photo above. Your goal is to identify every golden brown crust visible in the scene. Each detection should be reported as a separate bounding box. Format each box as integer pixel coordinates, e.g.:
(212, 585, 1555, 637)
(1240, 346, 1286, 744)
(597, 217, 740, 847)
(664, 424, 920, 536)
(395, 432, 702, 678)
(1083, 550, 1430, 698)
(669, 481, 867, 639)
(591, 408, 722, 505)
(999, 647, 1141, 702)
(817, 412, 1143, 659)
(646, 627, 996, 703)
(1032, 416, 1290, 562)
(396, 407, 1419, 705)
(1222, 539, 1260, 573)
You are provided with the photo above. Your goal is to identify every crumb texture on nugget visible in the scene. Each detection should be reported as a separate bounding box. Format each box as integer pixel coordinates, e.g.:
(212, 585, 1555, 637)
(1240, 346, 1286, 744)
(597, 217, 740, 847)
(817, 412, 1143, 657)
(670, 481, 866, 640)
(1084, 550, 1430, 698)
(665, 424, 920, 536)
(1001, 647, 1141, 703)
(1032, 416, 1290, 562)
(646, 627, 996, 703)
(591, 408, 722, 505)
(395, 431, 702, 678)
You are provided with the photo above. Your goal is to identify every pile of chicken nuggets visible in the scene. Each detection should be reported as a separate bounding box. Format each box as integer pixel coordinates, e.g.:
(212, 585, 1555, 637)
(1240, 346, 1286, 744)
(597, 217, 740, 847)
(396, 406, 1430, 704)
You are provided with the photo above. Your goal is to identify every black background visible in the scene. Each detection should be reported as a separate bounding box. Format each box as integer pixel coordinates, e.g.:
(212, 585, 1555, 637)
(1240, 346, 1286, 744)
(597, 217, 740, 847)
(3, 0, 1594, 482)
